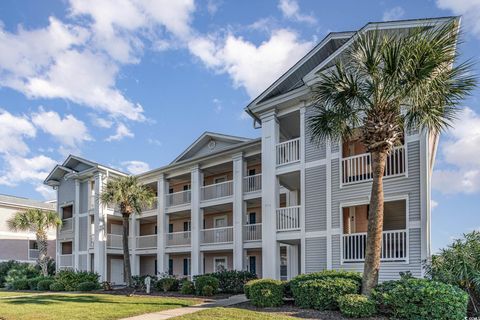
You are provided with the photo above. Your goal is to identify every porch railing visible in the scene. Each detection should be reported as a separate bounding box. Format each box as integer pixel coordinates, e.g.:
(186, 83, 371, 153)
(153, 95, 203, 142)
(341, 145, 406, 185)
(60, 218, 73, 232)
(28, 249, 39, 260)
(166, 190, 191, 207)
(106, 234, 123, 249)
(201, 226, 233, 244)
(244, 174, 262, 193)
(142, 196, 158, 212)
(166, 231, 191, 246)
(136, 235, 157, 249)
(201, 180, 233, 201)
(276, 138, 300, 166)
(89, 234, 94, 248)
(59, 254, 73, 267)
(276, 206, 301, 231)
(342, 229, 408, 262)
(243, 223, 262, 241)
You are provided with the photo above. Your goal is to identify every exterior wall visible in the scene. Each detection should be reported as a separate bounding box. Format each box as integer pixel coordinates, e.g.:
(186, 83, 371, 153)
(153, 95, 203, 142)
(203, 171, 233, 185)
(168, 180, 191, 193)
(169, 254, 190, 277)
(245, 249, 262, 277)
(245, 206, 262, 223)
(139, 256, 156, 276)
(203, 211, 233, 229)
(140, 222, 157, 236)
(168, 216, 191, 232)
(203, 252, 233, 273)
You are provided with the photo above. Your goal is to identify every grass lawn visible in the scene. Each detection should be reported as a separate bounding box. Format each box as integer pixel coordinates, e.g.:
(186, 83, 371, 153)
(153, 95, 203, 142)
(0, 293, 199, 320)
(173, 307, 298, 320)
(0, 290, 45, 297)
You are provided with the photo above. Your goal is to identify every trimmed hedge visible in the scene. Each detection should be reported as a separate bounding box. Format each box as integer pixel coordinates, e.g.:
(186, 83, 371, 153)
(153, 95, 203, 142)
(207, 270, 257, 293)
(294, 278, 359, 310)
(180, 280, 195, 295)
(202, 285, 214, 296)
(49, 282, 65, 291)
(373, 278, 468, 320)
(290, 270, 362, 293)
(194, 275, 219, 296)
(54, 270, 99, 291)
(37, 279, 55, 291)
(76, 281, 99, 291)
(338, 294, 376, 318)
(247, 279, 284, 308)
(11, 279, 29, 290)
(156, 277, 180, 292)
(28, 276, 52, 290)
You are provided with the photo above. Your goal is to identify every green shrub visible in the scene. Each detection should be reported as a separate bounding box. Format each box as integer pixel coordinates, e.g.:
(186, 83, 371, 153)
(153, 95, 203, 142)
(194, 275, 219, 296)
(28, 276, 52, 290)
(283, 281, 292, 299)
(156, 276, 179, 292)
(4, 264, 40, 289)
(76, 281, 99, 291)
(132, 275, 157, 291)
(49, 282, 65, 292)
(247, 279, 284, 308)
(290, 270, 362, 295)
(180, 280, 195, 295)
(202, 285, 214, 296)
(206, 270, 257, 293)
(294, 278, 359, 310)
(11, 279, 29, 290)
(54, 270, 99, 291)
(244, 280, 253, 299)
(34, 257, 56, 276)
(338, 294, 376, 318)
(37, 279, 55, 291)
(0, 260, 21, 287)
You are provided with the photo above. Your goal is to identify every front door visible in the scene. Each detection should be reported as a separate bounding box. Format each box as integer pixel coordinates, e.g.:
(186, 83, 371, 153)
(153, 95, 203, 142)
(248, 256, 256, 274)
(214, 216, 227, 242)
(110, 258, 124, 285)
(214, 257, 227, 272)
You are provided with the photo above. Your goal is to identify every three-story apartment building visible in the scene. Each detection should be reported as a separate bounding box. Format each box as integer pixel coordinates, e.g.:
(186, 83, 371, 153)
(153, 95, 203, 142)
(44, 17, 446, 285)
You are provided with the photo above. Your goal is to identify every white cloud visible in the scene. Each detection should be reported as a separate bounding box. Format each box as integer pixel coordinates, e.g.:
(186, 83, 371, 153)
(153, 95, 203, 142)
(0, 109, 36, 155)
(0, 154, 56, 186)
(122, 160, 150, 174)
(433, 107, 480, 194)
(91, 115, 114, 128)
(148, 138, 162, 146)
(382, 6, 405, 21)
(32, 107, 92, 154)
(278, 0, 316, 24)
(431, 199, 439, 210)
(213, 98, 222, 113)
(436, 0, 480, 37)
(106, 123, 134, 141)
(239, 111, 251, 121)
(207, 0, 222, 15)
(35, 184, 56, 200)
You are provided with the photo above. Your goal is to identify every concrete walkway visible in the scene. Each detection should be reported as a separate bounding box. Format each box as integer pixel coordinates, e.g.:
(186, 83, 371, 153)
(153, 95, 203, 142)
(120, 294, 248, 320)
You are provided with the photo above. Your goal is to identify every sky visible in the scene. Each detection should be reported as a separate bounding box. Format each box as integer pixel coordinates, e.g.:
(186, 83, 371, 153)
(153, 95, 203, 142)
(0, 0, 479, 252)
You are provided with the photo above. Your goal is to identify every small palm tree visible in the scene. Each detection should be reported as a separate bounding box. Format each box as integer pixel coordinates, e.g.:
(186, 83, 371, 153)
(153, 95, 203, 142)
(8, 209, 61, 276)
(308, 20, 476, 295)
(100, 176, 156, 287)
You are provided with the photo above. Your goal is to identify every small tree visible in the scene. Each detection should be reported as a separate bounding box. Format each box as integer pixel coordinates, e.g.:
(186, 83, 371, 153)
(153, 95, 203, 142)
(7, 209, 61, 276)
(308, 20, 476, 294)
(100, 176, 156, 287)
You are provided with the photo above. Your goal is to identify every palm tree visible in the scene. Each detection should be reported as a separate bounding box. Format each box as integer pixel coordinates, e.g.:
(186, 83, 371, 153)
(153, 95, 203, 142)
(308, 20, 476, 295)
(8, 209, 61, 276)
(100, 176, 156, 287)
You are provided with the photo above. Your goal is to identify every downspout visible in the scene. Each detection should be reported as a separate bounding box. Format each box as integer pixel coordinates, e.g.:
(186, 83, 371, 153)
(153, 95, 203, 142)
(245, 107, 262, 129)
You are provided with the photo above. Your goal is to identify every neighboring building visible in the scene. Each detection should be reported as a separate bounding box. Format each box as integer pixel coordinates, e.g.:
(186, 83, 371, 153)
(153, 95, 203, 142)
(44, 17, 447, 284)
(0, 194, 56, 262)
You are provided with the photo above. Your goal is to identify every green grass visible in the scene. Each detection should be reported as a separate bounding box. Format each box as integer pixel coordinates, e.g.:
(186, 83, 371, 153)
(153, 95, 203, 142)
(173, 307, 298, 320)
(0, 290, 45, 297)
(0, 293, 199, 320)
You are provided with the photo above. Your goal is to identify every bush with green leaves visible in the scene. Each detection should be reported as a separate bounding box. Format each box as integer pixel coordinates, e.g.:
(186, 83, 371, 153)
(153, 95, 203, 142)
(132, 275, 157, 291)
(28, 276, 52, 290)
(49, 282, 65, 292)
(0, 260, 21, 287)
(180, 280, 195, 295)
(194, 275, 219, 296)
(76, 281, 99, 291)
(294, 278, 360, 310)
(205, 270, 257, 293)
(37, 279, 55, 291)
(54, 270, 99, 291)
(290, 270, 362, 298)
(425, 231, 480, 316)
(34, 257, 56, 277)
(373, 278, 468, 320)
(202, 285, 214, 296)
(4, 264, 40, 289)
(156, 275, 179, 292)
(11, 279, 29, 290)
(247, 279, 284, 308)
(338, 294, 376, 318)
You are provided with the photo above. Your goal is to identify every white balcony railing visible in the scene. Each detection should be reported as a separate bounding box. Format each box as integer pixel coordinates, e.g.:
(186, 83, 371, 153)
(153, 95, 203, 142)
(136, 235, 157, 249)
(342, 229, 408, 262)
(244, 174, 262, 193)
(107, 234, 123, 249)
(60, 218, 73, 232)
(142, 197, 158, 212)
(201, 226, 233, 244)
(341, 146, 406, 185)
(276, 206, 301, 231)
(89, 195, 96, 211)
(28, 249, 39, 260)
(166, 231, 191, 246)
(166, 190, 191, 207)
(276, 138, 300, 166)
(243, 223, 262, 241)
(59, 254, 73, 267)
(89, 234, 94, 248)
(201, 180, 233, 201)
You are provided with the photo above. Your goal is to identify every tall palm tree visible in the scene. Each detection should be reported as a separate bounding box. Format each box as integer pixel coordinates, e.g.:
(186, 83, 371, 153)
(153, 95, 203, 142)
(100, 176, 156, 287)
(308, 20, 476, 295)
(8, 209, 61, 276)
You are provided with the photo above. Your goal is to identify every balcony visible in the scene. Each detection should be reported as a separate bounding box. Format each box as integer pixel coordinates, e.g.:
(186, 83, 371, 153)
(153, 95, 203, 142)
(136, 235, 157, 249)
(107, 234, 123, 249)
(201, 226, 233, 244)
(28, 249, 39, 260)
(276, 206, 300, 231)
(166, 190, 191, 207)
(89, 234, 94, 248)
(244, 174, 262, 193)
(166, 231, 191, 247)
(58, 254, 73, 268)
(141, 197, 158, 212)
(60, 218, 73, 233)
(341, 146, 406, 185)
(276, 138, 300, 166)
(243, 223, 262, 241)
(342, 229, 408, 262)
(202, 180, 233, 201)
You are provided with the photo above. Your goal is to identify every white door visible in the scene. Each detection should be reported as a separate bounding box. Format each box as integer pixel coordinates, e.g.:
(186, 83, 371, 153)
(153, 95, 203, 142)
(214, 216, 227, 242)
(214, 257, 227, 272)
(110, 259, 124, 285)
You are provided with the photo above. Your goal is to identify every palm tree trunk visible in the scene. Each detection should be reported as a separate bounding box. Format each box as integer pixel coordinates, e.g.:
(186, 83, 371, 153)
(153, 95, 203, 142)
(122, 214, 133, 287)
(362, 150, 387, 295)
(36, 232, 48, 277)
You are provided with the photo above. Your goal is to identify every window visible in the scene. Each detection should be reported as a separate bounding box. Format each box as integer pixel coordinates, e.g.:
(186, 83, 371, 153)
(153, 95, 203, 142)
(248, 212, 256, 224)
(183, 221, 191, 232)
(62, 205, 73, 219)
(248, 169, 256, 176)
(183, 184, 191, 191)
(168, 259, 173, 275)
(214, 257, 227, 272)
(168, 224, 174, 233)
(248, 256, 256, 274)
(169, 188, 174, 194)
(154, 259, 158, 275)
(214, 176, 226, 184)
(183, 258, 191, 276)
(154, 225, 158, 234)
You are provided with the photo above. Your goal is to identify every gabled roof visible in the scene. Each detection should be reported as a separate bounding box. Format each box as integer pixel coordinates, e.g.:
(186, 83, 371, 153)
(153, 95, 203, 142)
(0, 194, 56, 210)
(171, 132, 252, 164)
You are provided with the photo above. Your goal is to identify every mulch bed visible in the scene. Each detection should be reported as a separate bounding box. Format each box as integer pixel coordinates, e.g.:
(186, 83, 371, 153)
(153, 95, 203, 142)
(97, 288, 232, 301)
(231, 301, 387, 320)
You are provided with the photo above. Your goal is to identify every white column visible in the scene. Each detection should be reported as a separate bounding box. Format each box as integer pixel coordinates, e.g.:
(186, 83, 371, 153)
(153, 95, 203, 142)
(130, 215, 138, 275)
(326, 139, 333, 270)
(74, 179, 80, 270)
(93, 173, 106, 281)
(56, 187, 60, 272)
(190, 165, 202, 276)
(156, 174, 167, 275)
(233, 152, 244, 270)
(288, 245, 299, 279)
(300, 105, 306, 274)
(261, 110, 280, 279)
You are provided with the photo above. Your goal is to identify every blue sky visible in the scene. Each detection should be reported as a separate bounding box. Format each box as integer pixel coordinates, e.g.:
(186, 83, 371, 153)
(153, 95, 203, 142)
(0, 0, 479, 252)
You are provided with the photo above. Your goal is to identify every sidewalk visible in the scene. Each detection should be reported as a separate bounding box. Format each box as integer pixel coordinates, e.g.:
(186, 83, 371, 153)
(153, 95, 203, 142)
(120, 294, 248, 320)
